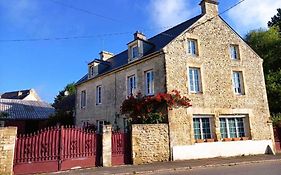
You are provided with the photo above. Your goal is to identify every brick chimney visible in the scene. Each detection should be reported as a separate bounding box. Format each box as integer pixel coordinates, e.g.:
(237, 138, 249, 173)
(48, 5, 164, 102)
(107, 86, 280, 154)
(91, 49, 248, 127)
(99, 51, 114, 61)
(200, 0, 219, 16)
(134, 31, 146, 40)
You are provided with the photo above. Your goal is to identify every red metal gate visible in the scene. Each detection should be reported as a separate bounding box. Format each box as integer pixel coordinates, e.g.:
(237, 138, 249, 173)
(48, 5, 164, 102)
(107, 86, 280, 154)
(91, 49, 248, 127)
(274, 127, 281, 152)
(13, 126, 102, 175)
(112, 132, 131, 165)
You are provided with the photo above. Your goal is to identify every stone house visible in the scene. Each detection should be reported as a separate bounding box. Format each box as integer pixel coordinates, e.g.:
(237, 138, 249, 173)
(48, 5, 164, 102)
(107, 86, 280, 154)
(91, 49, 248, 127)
(76, 0, 275, 160)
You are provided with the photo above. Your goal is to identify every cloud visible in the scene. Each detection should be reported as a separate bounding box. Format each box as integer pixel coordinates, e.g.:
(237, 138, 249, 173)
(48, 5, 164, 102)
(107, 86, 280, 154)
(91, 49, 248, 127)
(227, 0, 281, 33)
(148, 0, 197, 29)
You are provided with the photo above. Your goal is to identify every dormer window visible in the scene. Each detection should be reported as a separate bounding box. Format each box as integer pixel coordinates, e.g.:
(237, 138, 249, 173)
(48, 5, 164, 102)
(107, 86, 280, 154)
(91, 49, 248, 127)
(90, 66, 95, 77)
(131, 45, 139, 59)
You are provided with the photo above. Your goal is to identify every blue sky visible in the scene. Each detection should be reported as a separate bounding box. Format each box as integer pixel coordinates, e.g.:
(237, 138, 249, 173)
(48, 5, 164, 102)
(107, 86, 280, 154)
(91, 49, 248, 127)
(0, 0, 280, 103)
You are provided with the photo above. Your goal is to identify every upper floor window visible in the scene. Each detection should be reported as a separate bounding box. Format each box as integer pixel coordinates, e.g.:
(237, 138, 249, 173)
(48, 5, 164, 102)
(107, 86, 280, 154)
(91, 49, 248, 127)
(96, 85, 102, 105)
(193, 116, 212, 140)
(90, 66, 95, 77)
(81, 90, 86, 108)
(220, 116, 246, 138)
(187, 39, 198, 56)
(131, 45, 139, 60)
(145, 70, 154, 95)
(189, 67, 202, 93)
(230, 45, 239, 60)
(232, 71, 244, 95)
(127, 75, 136, 96)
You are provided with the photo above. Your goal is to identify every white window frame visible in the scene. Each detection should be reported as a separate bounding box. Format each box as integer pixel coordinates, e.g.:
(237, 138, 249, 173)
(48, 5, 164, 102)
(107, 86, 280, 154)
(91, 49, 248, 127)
(187, 39, 198, 56)
(230, 44, 239, 60)
(232, 71, 244, 95)
(80, 90, 86, 108)
(127, 74, 137, 96)
(188, 67, 202, 93)
(219, 115, 247, 138)
(145, 70, 154, 95)
(131, 45, 138, 60)
(193, 115, 213, 140)
(96, 85, 102, 105)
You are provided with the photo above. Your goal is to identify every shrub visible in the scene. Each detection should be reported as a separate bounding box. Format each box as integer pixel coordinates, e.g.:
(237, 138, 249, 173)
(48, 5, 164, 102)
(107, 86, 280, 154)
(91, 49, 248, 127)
(120, 90, 191, 124)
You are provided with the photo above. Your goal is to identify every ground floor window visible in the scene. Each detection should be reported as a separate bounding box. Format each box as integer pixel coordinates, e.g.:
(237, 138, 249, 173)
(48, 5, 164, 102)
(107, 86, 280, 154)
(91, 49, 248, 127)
(193, 116, 212, 140)
(97, 120, 105, 133)
(220, 116, 246, 138)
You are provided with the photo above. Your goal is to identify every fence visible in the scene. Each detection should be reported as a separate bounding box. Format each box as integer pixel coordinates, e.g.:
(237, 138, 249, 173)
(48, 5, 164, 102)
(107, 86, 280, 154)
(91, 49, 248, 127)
(274, 127, 281, 152)
(13, 126, 102, 175)
(112, 132, 131, 165)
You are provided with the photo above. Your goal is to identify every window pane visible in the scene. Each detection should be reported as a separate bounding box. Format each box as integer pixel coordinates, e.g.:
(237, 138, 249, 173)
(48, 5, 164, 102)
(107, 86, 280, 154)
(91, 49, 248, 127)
(201, 118, 211, 139)
(193, 118, 201, 139)
(228, 118, 237, 138)
(220, 118, 228, 138)
(236, 118, 245, 137)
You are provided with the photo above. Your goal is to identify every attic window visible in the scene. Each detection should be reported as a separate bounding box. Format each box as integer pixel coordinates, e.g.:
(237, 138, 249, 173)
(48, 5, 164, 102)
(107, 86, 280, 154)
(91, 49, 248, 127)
(90, 66, 95, 77)
(187, 39, 198, 56)
(131, 45, 139, 60)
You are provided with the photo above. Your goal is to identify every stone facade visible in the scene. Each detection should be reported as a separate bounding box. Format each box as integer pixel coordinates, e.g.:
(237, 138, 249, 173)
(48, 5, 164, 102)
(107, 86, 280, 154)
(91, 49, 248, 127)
(0, 127, 17, 175)
(164, 11, 273, 148)
(76, 53, 166, 130)
(132, 124, 169, 165)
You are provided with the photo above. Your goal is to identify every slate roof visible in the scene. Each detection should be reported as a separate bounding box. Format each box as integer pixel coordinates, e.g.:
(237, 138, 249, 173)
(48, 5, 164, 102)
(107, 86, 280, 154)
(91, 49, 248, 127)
(0, 98, 55, 120)
(76, 15, 202, 85)
(1, 89, 31, 99)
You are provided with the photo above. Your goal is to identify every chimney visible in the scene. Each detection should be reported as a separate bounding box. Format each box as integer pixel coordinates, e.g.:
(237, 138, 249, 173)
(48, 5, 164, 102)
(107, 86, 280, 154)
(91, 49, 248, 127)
(134, 31, 146, 40)
(99, 51, 114, 61)
(200, 0, 219, 16)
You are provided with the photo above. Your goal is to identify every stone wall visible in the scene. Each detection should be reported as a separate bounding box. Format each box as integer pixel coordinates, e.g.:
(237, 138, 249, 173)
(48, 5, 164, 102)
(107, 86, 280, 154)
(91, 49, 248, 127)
(164, 14, 273, 148)
(132, 124, 169, 165)
(0, 127, 17, 175)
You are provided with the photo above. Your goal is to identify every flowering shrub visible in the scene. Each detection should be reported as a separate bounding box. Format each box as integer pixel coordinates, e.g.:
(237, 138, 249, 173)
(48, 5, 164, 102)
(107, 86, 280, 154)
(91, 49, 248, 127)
(120, 90, 191, 124)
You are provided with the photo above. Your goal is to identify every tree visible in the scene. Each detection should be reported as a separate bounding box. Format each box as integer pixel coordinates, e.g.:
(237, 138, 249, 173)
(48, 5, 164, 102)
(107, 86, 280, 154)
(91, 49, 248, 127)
(48, 83, 76, 126)
(268, 8, 281, 33)
(245, 13, 281, 119)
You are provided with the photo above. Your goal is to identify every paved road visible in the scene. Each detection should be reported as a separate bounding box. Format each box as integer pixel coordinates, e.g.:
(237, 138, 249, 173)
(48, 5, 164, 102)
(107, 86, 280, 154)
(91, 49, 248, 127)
(152, 161, 281, 175)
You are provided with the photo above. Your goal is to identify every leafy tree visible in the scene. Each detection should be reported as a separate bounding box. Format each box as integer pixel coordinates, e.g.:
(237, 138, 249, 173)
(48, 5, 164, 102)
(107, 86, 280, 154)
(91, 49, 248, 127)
(48, 83, 76, 126)
(245, 11, 281, 120)
(268, 8, 281, 33)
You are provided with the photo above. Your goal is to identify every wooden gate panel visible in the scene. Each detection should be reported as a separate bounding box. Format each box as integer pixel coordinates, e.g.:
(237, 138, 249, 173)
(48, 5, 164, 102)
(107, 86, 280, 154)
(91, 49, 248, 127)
(13, 126, 101, 175)
(13, 127, 60, 175)
(274, 127, 281, 152)
(60, 127, 98, 170)
(112, 132, 131, 166)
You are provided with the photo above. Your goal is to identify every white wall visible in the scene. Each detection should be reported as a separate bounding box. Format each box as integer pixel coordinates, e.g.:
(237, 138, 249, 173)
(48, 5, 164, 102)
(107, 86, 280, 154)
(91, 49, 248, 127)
(173, 140, 274, 160)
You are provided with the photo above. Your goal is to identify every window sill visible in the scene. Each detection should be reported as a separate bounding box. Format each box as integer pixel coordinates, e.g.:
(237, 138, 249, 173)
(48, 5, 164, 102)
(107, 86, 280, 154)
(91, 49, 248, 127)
(196, 138, 216, 143)
(222, 137, 249, 142)
(189, 92, 203, 95)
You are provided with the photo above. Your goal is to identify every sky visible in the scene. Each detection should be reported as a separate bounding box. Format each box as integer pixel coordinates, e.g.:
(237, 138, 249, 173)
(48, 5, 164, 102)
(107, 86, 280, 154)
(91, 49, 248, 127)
(0, 0, 280, 103)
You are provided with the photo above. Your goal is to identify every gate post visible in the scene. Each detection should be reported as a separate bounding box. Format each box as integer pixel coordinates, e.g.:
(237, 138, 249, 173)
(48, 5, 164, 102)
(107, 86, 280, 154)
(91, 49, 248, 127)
(102, 125, 112, 167)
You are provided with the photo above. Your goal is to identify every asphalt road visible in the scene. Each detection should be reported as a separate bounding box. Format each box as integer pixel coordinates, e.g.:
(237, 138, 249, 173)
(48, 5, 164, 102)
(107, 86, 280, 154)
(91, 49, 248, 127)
(152, 161, 281, 175)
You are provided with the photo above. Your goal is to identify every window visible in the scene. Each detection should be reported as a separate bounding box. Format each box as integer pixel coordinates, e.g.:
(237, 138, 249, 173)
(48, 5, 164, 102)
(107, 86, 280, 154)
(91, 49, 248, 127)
(189, 68, 202, 93)
(0, 121, 5, 127)
(220, 117, 246, 138)
(90, 66, 94, 76)
(145, 70, 154, 95)
(96, 85, 102, 105)
(131, 45, 138, 59)
(127, 75, 136, 96)
(193, 116, 212, 140)
(80, 90, 86, 108)
(232, 71, 244, 95)
(97, 120, 105, 133)
(187, 39, 198, 56)
(230, 45, 239, 60)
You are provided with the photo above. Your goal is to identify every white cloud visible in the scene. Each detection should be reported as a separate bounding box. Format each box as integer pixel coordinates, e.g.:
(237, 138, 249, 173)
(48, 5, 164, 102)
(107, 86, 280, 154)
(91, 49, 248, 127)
(227, 0, 281, 33)
(148, 0, 197, 29)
